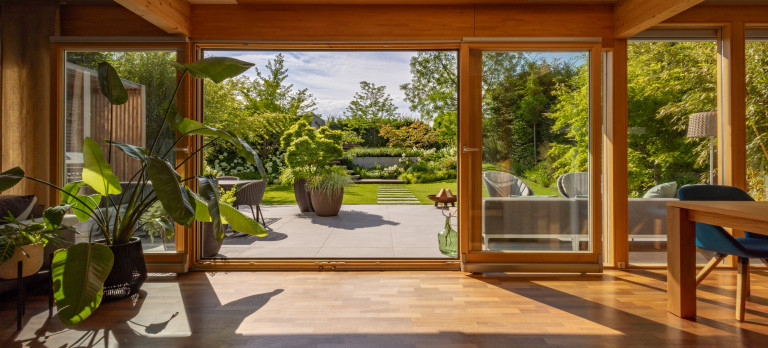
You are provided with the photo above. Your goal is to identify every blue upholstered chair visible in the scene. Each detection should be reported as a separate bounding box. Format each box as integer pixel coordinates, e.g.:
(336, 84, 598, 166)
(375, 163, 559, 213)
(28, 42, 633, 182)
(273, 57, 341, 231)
(677, 184, 768, 321)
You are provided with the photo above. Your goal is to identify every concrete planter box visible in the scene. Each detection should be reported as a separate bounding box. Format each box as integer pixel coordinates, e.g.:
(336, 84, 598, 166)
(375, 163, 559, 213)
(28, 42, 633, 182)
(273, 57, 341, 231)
(351, 156, 419, 169)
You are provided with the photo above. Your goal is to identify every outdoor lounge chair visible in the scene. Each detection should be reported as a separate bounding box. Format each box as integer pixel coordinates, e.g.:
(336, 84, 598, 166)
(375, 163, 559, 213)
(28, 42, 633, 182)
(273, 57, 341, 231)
(482, 171, 534, 197)
(234, 180, 267, 225)
(556, 172, 589, 198)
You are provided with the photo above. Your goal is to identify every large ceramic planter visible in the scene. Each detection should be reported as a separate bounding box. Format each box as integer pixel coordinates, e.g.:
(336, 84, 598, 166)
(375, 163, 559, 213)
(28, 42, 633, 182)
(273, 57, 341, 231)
(294, 178, 314, 212)
(102, 238, 147, 302)
(0, 243, 44, 279)
(201, 222, 223, 258)
(310, 188, 344, 217)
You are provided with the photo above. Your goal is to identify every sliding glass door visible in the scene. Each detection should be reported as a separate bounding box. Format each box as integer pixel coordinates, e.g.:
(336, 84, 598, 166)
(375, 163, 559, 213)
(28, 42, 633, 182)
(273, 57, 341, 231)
(460, 44, 603, 272)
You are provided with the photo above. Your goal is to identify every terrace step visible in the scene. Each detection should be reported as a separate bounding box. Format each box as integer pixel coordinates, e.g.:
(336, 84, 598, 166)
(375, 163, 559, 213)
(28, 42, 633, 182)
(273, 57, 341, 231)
(376, 185, 420, 205)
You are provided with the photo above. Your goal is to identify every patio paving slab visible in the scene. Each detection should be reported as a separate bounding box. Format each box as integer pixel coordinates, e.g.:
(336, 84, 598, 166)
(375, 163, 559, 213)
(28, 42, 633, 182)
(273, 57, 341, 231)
(219, 204, 452, 259)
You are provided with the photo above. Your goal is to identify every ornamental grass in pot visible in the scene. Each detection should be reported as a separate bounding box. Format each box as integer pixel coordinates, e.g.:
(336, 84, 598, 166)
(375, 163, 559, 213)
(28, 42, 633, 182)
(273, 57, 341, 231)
(0, 57, 267, 325)
(305, 167, 353, 217)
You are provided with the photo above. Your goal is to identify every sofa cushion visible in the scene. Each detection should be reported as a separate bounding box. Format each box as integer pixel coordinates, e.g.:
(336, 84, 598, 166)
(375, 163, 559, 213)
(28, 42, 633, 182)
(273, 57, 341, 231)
(0, 195, 37, 224)
(643, 182, 677, 198)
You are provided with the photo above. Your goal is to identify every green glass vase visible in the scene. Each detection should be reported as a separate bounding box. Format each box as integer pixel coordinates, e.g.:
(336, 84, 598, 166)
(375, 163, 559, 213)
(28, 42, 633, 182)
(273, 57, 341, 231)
(438, 216, 458, 258)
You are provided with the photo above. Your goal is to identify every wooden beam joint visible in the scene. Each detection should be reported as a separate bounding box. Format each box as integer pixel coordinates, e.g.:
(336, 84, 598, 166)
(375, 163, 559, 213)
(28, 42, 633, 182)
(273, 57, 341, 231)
(114, 0, 191, 36)
(613, 0, 705, 39)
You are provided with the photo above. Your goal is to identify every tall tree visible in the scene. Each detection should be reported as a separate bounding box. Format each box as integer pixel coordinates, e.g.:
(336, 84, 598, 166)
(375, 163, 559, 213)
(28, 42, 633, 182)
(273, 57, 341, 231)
(400, 52, 458, 121)
(345, 81, 400, 146)
(237, 54, 317, 117)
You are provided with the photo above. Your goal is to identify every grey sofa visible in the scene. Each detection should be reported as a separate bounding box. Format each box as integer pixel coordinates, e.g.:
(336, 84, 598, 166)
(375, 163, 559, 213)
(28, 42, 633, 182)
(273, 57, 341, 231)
(483, 197, 589, 251)
(482, 196, 678, 251)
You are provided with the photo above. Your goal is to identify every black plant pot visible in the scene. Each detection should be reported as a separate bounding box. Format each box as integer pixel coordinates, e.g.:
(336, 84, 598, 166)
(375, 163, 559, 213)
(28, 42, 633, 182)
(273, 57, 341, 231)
(201, 222, 224, 258)
(294, 178, 314, 212)
(102, 238, 147, 302)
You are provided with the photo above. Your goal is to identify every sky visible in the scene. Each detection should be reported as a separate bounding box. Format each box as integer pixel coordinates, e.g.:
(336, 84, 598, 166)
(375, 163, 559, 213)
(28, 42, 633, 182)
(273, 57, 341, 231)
(206, 50, 421, 118)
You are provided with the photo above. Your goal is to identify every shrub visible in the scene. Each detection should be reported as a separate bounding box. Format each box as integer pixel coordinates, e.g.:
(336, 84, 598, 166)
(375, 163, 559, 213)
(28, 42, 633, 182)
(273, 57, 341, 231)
(345, 147, 425, 158)
(379, 121, 439, 148)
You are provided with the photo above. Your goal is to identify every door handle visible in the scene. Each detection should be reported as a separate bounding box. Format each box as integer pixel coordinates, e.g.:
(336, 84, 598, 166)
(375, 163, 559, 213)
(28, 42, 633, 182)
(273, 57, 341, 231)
(174, 146, 189, 154)
(462, 146, 480, 153)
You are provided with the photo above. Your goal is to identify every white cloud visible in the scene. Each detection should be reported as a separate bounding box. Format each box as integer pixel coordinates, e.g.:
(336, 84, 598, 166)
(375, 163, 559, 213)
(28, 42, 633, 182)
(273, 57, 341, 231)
(205, 50, 423, 117)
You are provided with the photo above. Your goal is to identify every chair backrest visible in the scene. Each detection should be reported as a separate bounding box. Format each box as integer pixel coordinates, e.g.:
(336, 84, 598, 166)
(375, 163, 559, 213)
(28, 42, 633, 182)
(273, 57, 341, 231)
(556, 172, 589, 198)
(678, 185, 762, 255)
(481, 171, 534, 197)
(217, 176, 239, 181)
(234, 180, 267, 206)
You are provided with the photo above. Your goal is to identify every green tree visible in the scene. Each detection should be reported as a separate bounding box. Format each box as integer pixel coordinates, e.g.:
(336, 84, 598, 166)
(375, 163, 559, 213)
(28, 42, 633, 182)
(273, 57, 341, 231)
(243, 54, 317, 116)
(746, 41, 768, 200)
(345, 81, 400, 146)
(105, 52, 178, 159)
(400, 52, 458, 121)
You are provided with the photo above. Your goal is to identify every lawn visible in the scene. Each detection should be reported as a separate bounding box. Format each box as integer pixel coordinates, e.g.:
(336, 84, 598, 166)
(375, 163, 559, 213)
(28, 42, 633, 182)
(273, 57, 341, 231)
(262, 174, 559, 205)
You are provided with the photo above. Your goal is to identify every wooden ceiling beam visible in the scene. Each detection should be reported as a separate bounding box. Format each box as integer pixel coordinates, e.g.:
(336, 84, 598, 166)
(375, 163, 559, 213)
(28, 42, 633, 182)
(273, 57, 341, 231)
(114, 0, 191, 36)
(613, 0, 704, 39)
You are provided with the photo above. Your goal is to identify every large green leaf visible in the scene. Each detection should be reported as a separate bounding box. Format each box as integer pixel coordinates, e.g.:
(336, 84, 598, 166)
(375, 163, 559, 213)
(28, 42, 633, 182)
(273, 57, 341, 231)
(197, 177, 224, 241)
(160, 102, 183, 129)
(219, 203, 267, 237)
(147, 157, 195, 226)
(43, 204, 72, 230)
(106, 140, 149, 162)
(82, 137, 122, 196)
(171, 57, 254, 83)
(52, 243, 114, 326)
(0, 167, 24, 192)
(0, 237, 17, 264)
(71, 195, 101, 222)
(97, 62, 128, 105)
(174, 119, 265, 173)
(61, 181, 84, 204)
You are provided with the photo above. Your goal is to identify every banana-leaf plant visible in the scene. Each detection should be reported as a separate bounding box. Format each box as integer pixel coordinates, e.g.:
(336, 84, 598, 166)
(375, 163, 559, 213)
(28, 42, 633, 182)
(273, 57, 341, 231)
(0, 57, 267, 325)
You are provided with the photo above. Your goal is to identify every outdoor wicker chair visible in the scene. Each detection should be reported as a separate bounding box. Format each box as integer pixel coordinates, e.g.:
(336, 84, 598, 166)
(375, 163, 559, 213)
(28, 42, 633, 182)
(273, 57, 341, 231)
(481, 171, 534, 197)
(234, 180, 267, 225)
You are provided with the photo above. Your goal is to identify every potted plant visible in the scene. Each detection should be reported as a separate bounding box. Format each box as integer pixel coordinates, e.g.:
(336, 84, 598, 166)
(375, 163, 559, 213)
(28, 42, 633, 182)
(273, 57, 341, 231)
(0, 57, 267, 326)
(201, 186, 237, 257)
(0, 207, 69, 279)
(305, 167, 353, 217)
(279, 122, 349, 215)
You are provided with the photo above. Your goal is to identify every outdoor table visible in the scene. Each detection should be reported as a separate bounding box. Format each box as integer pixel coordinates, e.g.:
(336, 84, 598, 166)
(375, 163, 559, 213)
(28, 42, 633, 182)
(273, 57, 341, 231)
(217, 179, 258, 191)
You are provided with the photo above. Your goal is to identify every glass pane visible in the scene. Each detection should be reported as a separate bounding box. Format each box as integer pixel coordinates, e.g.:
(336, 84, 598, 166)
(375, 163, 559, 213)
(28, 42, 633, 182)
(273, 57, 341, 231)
(200, 50, 458, 259)
(480, 51, 591, 252)
(63, 50, 179, 252)
(626, 41, 717, 265)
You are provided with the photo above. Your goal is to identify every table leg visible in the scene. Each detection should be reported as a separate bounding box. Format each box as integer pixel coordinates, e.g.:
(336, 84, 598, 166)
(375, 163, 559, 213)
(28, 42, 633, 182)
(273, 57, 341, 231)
(667, 206, 697, 318)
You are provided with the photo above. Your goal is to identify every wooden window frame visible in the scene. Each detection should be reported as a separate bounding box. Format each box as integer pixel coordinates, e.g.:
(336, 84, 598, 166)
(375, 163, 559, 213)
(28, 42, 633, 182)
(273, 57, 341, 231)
(190, 42, 463, 271)
(458, 42, 603, 269)
(52, 41, 192, 272)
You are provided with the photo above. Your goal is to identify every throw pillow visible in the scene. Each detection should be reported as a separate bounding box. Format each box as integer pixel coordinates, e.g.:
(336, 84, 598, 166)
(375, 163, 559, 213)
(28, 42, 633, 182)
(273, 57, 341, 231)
(643, 182, 678, 198)
(0, 195, 37, 224)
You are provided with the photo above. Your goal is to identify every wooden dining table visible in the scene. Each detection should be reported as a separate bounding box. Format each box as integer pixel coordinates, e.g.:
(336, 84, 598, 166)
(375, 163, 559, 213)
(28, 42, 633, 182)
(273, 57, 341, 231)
(666, 200, 768, 318)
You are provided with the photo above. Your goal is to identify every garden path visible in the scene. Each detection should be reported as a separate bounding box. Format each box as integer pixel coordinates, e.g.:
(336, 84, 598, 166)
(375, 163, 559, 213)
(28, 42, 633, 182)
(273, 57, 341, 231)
(376, 185, 420, 204)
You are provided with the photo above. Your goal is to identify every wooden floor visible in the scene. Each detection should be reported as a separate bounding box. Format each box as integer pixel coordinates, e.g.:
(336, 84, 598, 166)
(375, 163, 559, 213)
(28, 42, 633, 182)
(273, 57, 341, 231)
(3, 269, 768, 347)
